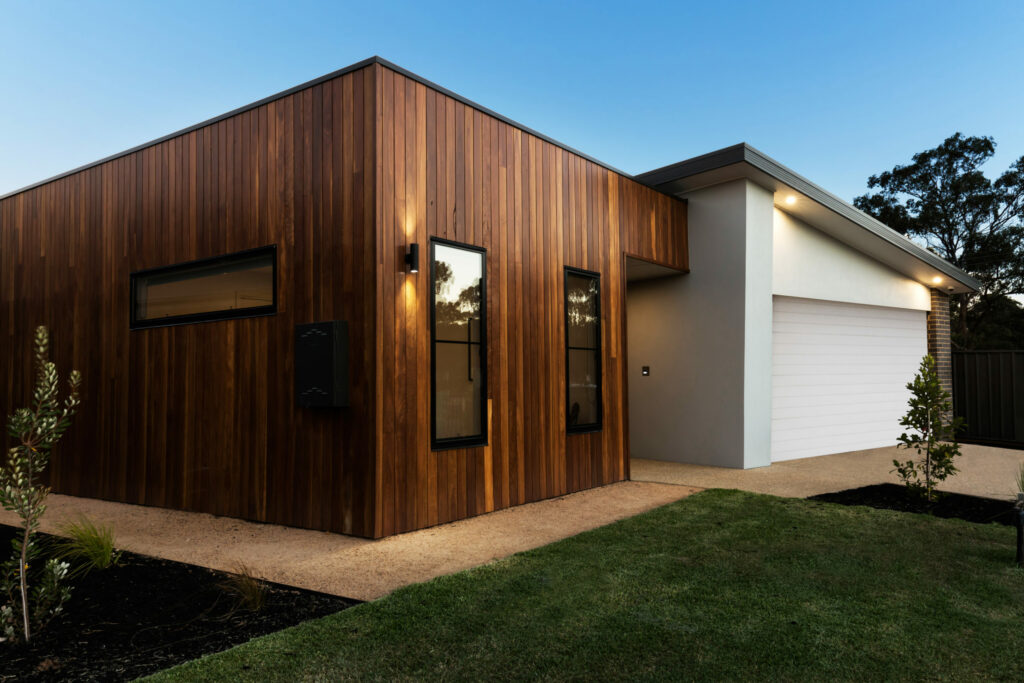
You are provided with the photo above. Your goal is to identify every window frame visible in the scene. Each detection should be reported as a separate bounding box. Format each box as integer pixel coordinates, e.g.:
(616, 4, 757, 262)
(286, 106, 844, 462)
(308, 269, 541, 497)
(429, 237, 489, 450)
(129, 245, 278, 330)
(564, 266, 603, 433)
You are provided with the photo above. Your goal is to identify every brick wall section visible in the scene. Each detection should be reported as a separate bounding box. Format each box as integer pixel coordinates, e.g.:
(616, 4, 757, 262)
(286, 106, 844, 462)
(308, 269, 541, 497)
(927, 289, 953, 396)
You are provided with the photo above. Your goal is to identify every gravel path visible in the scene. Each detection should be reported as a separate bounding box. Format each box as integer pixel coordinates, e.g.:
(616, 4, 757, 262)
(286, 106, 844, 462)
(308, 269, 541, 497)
(632, 443, 1024, 501)
(0, 480, 698, 601)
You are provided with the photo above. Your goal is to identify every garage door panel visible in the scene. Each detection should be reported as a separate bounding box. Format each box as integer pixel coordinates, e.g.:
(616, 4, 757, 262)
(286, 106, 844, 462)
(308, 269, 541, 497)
(774, 328, 925, 345)
(773, 372, 917, 387)
(773, 404, 906, 422)
(772, 417, 911, 442)
(773, 346, 924, 360)
(773, 360, 922, 375)
(775, 309, 923, 327)
(774, 398, 906, 414)
(771, 296, 927, 462)
(775, 297, 922, 317)
(774, 308, 926, 325)
(773, 386, 908, 400)
(773, 362, 922, 376)
(773, 396, 907, 410)
(774, 386, 910, 403)
(775, 308, 925, 325)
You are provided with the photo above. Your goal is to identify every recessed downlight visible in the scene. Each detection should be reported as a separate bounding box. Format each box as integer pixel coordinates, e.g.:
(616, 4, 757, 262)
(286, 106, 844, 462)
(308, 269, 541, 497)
(932, 276, 943, 285)
(784, 195, 797, 205)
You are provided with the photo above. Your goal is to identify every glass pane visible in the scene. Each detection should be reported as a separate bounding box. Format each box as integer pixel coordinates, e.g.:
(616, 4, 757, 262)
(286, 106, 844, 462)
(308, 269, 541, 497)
(434, 243, 483, 343)
(566, 273, 599, 349)
(568, 348, 600, 427)
(135, 252, 274, 322)
(435, 341, 484, 440)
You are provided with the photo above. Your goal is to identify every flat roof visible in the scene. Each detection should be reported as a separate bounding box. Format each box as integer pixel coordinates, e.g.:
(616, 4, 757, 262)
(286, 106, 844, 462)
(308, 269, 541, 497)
(1, 56, 635, 202)
(637, 143, 980, 293)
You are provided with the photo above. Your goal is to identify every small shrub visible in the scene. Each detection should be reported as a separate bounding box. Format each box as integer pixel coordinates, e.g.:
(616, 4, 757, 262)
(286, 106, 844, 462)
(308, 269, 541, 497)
(892, 355, 963, 502)
(219, 564, 267, 613)
(0, 325, 81, 642)
(52, 516, 122, 577)
(1013, 464, 1024, 516)
(0, 558, 71, 642)
(30, 559, 71, 630)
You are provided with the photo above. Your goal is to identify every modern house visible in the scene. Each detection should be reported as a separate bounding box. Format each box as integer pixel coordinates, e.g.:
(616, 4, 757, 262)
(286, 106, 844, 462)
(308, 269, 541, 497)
(629, 145, 978, 467)
(0, 57, 977, 538)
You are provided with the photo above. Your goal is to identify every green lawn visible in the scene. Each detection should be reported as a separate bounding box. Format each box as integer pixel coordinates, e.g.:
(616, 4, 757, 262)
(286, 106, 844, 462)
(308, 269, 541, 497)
(149, 489, 1024, 681)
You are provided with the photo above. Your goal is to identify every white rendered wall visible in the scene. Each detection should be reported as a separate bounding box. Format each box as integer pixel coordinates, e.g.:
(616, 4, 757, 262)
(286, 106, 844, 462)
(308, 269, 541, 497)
(627, 194, 933, 470)
(743, 183, 774, 468)
(773, 208, 931, 310)
(627, 179, 773, 469)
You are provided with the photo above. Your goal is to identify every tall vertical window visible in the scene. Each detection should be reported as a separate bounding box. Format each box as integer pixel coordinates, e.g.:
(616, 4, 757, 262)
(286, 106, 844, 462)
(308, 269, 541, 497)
(565, 268, 602, 432)
(430, 239, 487, 448)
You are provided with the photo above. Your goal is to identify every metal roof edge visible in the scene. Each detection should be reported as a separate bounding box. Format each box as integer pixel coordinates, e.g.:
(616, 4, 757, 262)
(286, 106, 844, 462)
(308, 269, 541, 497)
(638, 143, 981, 292)
(634, 143, 747, 187)
(0, 57, 381, 201)
(2, 55, 646, 202)
(372, 58, 634, 179)
(740, 144, 981, 292)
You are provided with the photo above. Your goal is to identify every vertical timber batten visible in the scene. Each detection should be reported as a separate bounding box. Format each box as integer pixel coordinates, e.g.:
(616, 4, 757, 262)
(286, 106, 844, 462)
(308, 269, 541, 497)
(0, 59, 686, 539)
(373, 65, 686, 537)
(0, 65, 380, 538)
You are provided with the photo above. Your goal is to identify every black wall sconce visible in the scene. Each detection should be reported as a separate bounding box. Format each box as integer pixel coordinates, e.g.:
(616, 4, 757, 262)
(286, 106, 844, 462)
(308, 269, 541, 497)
(405, 243, 419, 273)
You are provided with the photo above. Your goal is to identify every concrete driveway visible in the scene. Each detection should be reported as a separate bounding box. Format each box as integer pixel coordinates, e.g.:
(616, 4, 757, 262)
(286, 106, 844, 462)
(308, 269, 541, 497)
(632, 443, 1024, 501)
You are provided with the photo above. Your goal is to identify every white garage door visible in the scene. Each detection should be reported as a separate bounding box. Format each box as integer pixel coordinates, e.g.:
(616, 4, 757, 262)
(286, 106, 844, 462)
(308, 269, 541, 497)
(771, 296, 927, 462)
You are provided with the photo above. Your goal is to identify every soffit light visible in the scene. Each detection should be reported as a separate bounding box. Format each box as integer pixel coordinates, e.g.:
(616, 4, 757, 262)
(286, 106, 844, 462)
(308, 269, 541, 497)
(784, 195, 797, 205)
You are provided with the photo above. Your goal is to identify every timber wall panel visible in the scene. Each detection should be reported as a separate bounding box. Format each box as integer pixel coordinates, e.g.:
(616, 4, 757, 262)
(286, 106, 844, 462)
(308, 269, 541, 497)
(0, 66, 378, 537)
(374, 65, 687, 537)
(2, 60, 687, 539)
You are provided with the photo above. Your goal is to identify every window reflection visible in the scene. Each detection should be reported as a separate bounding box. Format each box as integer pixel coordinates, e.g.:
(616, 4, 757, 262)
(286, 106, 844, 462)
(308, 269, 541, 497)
(432, 242, 486, 445)
(132, 248, 275, 326)
(566, 270, 601, 430)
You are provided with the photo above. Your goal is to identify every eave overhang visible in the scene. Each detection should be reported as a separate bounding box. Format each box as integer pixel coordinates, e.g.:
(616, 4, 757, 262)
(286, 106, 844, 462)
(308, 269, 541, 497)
(637, 143, 980, 295)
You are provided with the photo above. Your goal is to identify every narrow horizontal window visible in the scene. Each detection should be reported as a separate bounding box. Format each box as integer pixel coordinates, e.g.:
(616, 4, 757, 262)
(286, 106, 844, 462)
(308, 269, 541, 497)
(431, 239, 487, 449)
(565, 268, 602, 432)
(131, 246, 277, 329)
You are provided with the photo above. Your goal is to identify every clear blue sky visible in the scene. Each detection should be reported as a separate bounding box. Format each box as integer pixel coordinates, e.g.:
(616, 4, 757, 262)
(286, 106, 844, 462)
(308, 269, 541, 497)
(3, 0, 1023, 201)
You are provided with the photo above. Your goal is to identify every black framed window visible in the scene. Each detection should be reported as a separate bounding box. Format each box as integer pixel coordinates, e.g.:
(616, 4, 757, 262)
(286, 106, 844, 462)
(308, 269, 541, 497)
(565, 267, 602, 432)
(130, 245, 277, 329)
(430, 239, 487, 449)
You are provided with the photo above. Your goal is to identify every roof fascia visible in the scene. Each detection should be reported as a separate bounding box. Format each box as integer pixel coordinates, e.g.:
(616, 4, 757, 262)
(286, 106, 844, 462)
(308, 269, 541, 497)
(637, 144, 981, 292)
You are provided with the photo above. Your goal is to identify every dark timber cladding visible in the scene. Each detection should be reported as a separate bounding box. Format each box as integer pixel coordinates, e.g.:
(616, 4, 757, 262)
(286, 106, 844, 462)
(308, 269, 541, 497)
(374, 64, 687, 537)
(0, 58, 687, 538)
(0, 65, 378, 537)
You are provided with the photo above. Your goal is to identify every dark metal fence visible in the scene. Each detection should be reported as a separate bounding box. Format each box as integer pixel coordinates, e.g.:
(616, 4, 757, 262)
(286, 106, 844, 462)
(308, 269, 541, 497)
(952, 351, 1024, 449)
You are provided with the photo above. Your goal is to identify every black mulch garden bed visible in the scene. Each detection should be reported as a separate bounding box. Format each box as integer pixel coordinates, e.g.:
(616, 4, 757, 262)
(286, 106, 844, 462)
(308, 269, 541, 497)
(809, 483, 1017, 526)
(0, 524, 360, 682)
